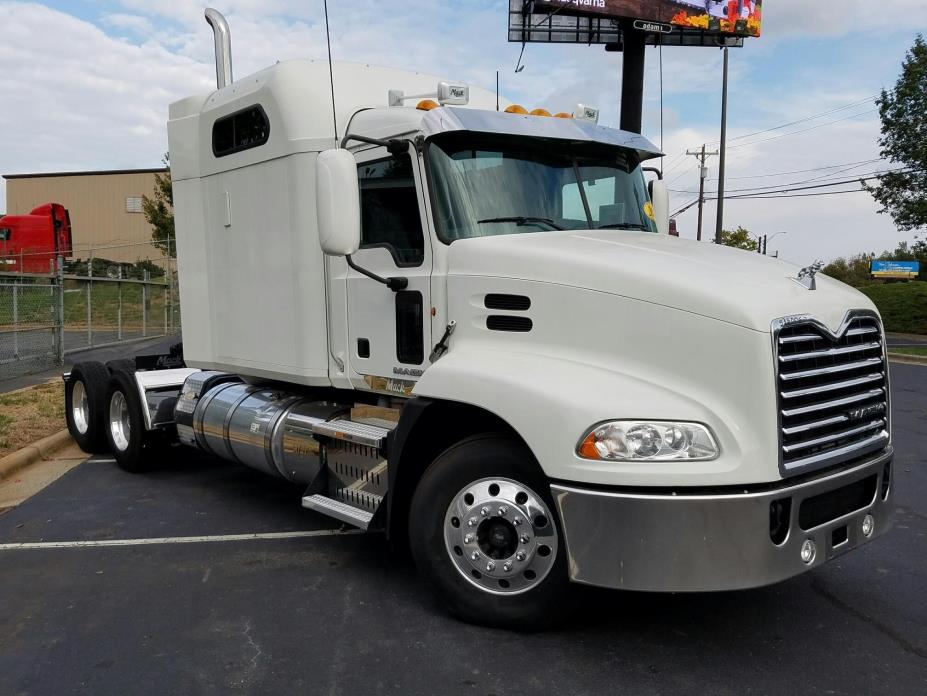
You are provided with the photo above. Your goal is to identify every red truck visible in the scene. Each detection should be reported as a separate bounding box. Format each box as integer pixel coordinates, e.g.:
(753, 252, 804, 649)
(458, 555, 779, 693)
(0, 203, 73, 274)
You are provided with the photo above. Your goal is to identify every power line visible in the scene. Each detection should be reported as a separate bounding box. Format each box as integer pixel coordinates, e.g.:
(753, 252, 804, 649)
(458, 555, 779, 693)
(726, 108, 879, 150)
(724, 189, 869, 201)
(707, 158, 882, 181)
(719, 95, 878, 145)
(672, 166, 916, 196)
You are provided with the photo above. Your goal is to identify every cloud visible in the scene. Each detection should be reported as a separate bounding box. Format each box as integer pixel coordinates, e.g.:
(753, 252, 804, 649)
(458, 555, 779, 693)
(0, 1, 920, 263)
(763, 0, 927, 40)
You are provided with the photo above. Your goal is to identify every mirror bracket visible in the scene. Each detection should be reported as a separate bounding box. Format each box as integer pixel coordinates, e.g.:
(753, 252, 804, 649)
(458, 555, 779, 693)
(340, 133, 408, 156)
(347, 255, 409, 292)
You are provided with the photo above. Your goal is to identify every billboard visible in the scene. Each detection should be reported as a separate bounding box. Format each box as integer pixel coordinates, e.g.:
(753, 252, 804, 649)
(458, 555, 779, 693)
(532, 1, 763, 37)
(871, 260, 920, 280)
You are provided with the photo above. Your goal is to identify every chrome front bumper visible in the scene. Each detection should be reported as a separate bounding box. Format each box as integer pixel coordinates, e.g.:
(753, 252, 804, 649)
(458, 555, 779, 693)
(551, 448, 893, 592)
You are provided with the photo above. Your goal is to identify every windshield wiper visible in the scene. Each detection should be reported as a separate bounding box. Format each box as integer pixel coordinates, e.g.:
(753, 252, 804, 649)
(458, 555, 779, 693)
(478, 216, 564, 230)
(597, 222, 650, 230)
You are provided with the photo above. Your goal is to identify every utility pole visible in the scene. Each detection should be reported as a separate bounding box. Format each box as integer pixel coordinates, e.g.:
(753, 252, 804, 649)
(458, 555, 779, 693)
(715, 46, 730, 244)
(686, 144, 719, 241)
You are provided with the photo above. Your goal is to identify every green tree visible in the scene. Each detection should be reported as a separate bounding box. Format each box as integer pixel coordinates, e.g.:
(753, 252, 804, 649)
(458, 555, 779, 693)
(866, 35, 927, 232)
(719, 226, 758, 252)
(823, 254, 874, 287)
(143, 154, 175, 257)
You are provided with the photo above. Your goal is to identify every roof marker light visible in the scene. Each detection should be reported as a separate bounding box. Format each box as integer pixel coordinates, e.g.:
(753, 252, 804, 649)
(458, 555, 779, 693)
(554, 112, 573, 119)
(505, 104, 528, 114)
(574, 103, 600, 123)
(416, 99, 440, 111)
(530, 108, 552, 117)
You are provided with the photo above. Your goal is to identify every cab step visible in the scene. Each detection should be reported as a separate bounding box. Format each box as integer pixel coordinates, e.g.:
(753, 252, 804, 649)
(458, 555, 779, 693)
(302, 493, 375, 530)
(311, 419, 390, 448)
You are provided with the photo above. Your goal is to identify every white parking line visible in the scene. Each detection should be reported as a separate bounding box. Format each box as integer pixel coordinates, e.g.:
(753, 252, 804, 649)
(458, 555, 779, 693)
(0, 529, 365, 550)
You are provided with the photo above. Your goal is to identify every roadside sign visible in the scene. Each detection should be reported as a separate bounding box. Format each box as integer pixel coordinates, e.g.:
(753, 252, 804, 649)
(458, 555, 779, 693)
(531, 1, 763, 37)
(871, 260, 920, 280)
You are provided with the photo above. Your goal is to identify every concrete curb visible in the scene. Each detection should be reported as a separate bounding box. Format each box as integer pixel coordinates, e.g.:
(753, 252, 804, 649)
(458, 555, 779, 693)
(0, 430, 73, 482)
(887, 352, 927, 366)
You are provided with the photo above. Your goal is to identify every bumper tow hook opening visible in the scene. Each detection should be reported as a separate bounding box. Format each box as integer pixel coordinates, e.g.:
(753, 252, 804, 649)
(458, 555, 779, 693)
(769, 497, 791, 546)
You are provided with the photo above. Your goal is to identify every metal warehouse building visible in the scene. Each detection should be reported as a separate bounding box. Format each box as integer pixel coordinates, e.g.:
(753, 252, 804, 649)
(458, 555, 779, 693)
(3, 168, 168, 264)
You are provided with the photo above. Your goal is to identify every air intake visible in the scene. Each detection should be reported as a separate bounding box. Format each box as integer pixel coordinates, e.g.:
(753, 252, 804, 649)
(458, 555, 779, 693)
(487, 316, 533, 332)
(485, 294, 531, 311)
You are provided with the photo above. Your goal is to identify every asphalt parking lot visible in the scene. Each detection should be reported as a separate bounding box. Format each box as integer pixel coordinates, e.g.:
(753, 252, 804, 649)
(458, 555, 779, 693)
(0, 365, 924, 695)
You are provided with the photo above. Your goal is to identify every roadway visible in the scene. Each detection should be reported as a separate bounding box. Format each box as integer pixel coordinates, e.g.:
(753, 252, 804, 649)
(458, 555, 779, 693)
(0, 364, 924, 694)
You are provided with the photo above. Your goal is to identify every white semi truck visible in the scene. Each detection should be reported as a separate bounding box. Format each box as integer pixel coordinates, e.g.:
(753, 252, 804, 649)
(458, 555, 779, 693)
(64, 10, 893, 627)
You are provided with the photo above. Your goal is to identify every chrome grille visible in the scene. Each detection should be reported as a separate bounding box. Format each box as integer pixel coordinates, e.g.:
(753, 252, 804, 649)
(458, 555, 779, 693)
(775, 313, 890, 476)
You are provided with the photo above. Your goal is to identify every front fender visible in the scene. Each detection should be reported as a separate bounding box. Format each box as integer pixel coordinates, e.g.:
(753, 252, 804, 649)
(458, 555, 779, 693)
(412, 346, 775, 487)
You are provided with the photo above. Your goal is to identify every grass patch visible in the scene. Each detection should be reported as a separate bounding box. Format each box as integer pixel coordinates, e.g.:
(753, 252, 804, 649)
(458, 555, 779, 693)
(0, 381, 65, 458)
(859, 282, 927, 335)
(889, 346, 927, 357)
(0, 279, 173, 330)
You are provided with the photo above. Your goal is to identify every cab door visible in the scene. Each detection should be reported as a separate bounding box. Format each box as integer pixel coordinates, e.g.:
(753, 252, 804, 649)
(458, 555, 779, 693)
(346, 146, 433, 388)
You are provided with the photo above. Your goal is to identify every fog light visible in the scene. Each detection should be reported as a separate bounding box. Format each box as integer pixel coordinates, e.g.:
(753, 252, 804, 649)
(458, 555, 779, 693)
(861, 514, 875, 538)
(800, 539, 816, 564)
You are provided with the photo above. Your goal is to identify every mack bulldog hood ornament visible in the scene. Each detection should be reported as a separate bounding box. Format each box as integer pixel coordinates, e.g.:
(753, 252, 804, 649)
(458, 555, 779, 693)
(794, 261, 825, 290)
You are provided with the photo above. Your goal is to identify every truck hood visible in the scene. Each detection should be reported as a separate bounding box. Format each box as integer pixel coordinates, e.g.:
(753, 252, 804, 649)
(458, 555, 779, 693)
(446, 231, 876, 333)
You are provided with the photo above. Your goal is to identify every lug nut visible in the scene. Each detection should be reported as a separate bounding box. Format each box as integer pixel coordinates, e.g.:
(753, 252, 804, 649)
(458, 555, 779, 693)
(464, 534, 474, 544)
(486, 561, 495, 572)
(515, 551, 527, 562)
(520, 534, 530, 544)
(497, 506, 508, 516)
(503, 561, 512, 572)
(471, 551, 480, 561)
(480, 506, 490, 516)
(513, 517, 523, 526)
(467, 517, 478, 527)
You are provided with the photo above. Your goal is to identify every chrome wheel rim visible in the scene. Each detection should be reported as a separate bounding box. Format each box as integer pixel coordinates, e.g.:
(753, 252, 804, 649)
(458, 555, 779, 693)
(109, 391, 131, 452)
(444, 477, 558, 595)
(71, 380, 90, 435)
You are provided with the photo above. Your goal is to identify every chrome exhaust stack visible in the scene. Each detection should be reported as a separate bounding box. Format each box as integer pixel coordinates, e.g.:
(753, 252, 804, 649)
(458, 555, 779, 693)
(205, 8, 233, 89)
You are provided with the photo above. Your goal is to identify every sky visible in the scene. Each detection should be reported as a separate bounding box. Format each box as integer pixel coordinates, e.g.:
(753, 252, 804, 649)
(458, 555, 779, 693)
(0, 0, 925, 265)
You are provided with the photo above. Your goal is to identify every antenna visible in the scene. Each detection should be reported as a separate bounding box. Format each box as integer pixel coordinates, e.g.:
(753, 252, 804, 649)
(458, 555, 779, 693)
(323, 0, 338, 141)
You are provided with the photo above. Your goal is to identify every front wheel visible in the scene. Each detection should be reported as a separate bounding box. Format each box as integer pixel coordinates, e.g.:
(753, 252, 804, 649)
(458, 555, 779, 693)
(408, 435, 571, 629)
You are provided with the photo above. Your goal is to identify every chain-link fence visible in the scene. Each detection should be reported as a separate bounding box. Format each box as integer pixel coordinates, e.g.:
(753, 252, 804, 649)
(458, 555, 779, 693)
(0, 274, 61, 379)
(0, 240, 180, 381)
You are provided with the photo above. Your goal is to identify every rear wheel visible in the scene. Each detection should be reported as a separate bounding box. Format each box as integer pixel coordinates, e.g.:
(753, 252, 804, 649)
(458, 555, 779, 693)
(104, 370, 158, 473)
(408, 434, 571, 629)
(65, 361, 110, 453)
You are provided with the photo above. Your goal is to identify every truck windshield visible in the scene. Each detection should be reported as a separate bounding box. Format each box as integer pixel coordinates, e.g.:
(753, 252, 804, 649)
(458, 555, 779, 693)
(427, 134, 657, 242)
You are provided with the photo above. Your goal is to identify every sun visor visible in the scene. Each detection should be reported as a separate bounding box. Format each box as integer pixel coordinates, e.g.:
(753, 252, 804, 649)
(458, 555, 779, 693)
(420, 107, 663, 161)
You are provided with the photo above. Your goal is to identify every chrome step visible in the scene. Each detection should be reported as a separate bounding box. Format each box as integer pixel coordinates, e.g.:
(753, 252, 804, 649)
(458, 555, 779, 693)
(311, 420, 390, 448)
(302, 493, 374, 530)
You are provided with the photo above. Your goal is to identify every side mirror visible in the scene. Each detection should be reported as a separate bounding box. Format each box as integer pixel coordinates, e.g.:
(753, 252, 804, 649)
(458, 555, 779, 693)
(316, 149, 360, 256)
(648, 179, 670, 236)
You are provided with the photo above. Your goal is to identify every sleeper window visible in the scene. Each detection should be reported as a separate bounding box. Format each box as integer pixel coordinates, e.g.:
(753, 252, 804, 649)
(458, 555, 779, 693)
(357, 155, 424, 266)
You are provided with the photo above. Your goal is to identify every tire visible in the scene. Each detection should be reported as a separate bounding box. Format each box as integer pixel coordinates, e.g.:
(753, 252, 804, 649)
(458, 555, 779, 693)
(408, 434, 572, 630)
(65, 361, 111, 453)
(106, 358, 136, 375)
(104, 369, 158, 473)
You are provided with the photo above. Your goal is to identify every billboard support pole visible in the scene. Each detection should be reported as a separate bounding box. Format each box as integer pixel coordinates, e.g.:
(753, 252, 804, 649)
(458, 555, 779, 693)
(715, 46, 730, 244)
(619, 23, 646, 134)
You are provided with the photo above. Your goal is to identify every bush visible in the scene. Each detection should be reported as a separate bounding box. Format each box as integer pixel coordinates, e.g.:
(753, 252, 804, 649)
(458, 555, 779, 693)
(859, 281, 927, 335)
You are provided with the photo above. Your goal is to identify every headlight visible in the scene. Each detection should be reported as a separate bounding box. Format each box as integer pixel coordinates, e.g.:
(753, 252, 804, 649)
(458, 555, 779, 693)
(577, 421, 719, 462)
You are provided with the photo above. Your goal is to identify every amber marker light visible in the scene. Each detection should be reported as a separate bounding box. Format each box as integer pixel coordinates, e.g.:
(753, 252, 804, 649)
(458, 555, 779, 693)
(504, 104, 528, 114)
(416, 99, 440, 111)
(529, 108, 552, 117)
(554, 112, 573, 119)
